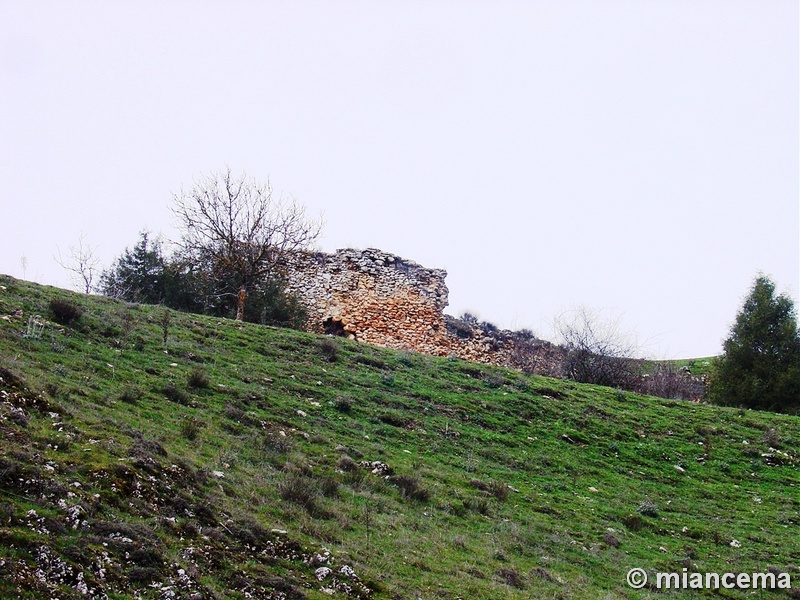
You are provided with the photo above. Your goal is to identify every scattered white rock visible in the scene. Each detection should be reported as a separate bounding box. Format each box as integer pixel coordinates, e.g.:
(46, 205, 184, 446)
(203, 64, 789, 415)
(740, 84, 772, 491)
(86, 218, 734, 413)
(338, 565, 358, 579)
(211, 471, 225, 478)
(315, 567, 332, 581)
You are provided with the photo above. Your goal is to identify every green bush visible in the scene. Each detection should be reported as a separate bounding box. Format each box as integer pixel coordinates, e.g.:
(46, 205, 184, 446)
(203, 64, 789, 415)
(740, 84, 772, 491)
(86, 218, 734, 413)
(637, 497, 659, 517)
(333, 396, 353, 413)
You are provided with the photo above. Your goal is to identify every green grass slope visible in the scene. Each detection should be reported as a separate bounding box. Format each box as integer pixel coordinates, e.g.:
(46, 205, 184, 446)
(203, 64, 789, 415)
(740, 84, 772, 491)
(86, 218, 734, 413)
(0, 274, 798, 599)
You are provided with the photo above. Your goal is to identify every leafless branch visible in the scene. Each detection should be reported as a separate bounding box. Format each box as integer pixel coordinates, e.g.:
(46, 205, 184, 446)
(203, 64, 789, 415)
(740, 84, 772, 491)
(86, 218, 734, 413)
(54, 233, 100, 294)
(171, 167, 323, 319)
(554, 306, 641, 388)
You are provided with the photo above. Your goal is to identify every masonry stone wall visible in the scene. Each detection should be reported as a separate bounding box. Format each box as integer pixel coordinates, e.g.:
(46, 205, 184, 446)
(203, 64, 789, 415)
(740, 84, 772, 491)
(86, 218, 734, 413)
(284, 247, 566, 376)
(284, 248, 451, 355)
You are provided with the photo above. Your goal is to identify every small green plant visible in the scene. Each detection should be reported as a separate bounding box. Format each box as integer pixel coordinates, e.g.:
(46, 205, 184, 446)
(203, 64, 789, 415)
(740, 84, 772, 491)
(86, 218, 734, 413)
(637, 497, 659, 517)
(333, 395, 353, 413)
(377, 411, 410, 428)
(23, 315, 45, 339)
(470, 478, 509, 501)
(119, 310, 136, 345)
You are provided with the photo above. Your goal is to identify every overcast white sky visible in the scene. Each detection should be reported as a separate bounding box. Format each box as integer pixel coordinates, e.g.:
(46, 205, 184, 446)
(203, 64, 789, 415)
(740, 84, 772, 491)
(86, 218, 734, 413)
(1, 1, 797, 359)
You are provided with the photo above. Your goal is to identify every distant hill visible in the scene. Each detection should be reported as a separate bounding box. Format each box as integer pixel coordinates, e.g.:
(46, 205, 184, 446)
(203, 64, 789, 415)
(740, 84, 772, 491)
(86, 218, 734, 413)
(0, 275, 798, 598)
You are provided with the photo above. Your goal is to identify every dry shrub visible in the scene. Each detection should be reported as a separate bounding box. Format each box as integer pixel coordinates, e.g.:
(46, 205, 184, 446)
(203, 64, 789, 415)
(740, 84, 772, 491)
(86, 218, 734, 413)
(278, 474, 320, 512)
(162, 384, 190, 405)
(180, 417, 203, 441)
(318, 339, 339, 363)
(389, 475, 431, 502)
(49, 299, 84, 326)
(497, 567, 525, 589)
(187, 367, 209, 389)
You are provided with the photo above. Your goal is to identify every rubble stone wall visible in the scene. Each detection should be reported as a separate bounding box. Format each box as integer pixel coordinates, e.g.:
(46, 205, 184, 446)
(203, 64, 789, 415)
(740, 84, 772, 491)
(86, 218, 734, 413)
(284, 247, 566, 376)
(284, 248, 451, 355)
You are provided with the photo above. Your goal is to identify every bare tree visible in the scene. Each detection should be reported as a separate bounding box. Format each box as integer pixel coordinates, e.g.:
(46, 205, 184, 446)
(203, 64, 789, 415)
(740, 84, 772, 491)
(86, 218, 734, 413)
(171, 167, 322, 320)
(55, 233, 100, 294)
(554, 306, 641, 389)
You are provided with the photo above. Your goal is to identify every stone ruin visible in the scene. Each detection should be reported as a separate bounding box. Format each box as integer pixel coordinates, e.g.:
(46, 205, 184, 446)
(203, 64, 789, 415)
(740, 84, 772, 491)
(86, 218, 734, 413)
(284, 247, 705, 399)
(284, 248, 450, 355)
(284, 247, 565, 375)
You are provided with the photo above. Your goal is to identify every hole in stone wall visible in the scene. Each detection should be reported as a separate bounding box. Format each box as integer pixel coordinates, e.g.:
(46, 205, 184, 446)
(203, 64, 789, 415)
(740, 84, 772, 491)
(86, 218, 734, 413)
(323, 318, 348, 338)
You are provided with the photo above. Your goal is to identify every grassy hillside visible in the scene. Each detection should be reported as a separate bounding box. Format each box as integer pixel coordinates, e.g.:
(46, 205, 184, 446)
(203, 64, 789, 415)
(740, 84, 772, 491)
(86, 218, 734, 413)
(0, 274, 798, 599)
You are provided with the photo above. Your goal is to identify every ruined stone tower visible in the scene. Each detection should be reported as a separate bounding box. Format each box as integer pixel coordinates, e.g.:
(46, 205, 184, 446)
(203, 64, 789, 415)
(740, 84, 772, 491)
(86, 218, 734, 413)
(284, 248, 450, 354)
